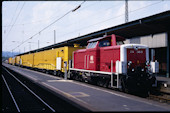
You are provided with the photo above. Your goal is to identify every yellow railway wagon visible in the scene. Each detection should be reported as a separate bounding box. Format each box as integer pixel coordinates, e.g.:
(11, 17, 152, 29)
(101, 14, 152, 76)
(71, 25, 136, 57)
(33, 46, 83, 72)
(8, 57, 12, 64)
(21, 53, 34, 67)
(15, 56, 21, 65)
(12, 57, 15, 65)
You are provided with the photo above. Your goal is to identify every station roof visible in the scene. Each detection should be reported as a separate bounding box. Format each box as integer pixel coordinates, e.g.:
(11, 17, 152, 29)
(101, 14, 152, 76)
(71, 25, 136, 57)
(18, 10, 170, 56)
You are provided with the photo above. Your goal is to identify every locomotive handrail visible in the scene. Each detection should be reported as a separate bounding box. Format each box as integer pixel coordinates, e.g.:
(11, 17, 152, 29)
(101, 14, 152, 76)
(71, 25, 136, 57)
(111, 60, 113, 87)
(84, 55, 86, 69)
(69, 68, 114, 75)
(87, 55, 89, 69)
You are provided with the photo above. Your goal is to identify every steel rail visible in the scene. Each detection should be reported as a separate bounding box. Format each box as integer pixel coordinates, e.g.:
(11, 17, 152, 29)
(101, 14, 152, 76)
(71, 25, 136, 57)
(149, 94, 170, 104)
(1, 74, 21, 112)
(2, 67, 56, 112)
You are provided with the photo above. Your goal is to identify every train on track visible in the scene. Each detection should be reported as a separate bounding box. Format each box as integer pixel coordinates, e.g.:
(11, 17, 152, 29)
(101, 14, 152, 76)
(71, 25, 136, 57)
(8, 34, 159, 94)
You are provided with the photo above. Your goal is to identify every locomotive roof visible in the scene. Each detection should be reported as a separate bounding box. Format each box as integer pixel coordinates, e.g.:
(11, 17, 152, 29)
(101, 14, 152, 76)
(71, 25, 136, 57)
(88, 35, 125, 43)
(88, 36, 104, 42)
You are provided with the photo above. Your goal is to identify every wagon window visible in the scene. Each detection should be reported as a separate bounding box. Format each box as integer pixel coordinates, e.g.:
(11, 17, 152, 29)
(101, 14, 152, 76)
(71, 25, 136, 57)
(99, 39, 111, 47)
(87, 42, 97, 49)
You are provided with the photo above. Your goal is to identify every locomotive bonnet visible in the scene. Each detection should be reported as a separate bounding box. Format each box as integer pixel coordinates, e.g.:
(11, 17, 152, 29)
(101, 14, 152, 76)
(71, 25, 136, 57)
(70, 34, 158, 94)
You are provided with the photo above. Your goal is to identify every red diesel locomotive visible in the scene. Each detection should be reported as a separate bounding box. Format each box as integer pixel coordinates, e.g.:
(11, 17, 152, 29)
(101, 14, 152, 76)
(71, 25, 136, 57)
(69, 34, 158, 93)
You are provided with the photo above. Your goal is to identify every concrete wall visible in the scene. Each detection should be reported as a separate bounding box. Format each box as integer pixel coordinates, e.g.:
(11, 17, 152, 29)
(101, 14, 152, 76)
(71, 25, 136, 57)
(124, 32, 167, 48)
(124, 32, 168, 77)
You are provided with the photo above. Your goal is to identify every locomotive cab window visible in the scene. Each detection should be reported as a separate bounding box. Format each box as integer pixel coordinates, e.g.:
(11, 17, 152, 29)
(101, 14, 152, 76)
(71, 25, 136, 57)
(99, 39, 111, 47)
(116, 41, 124, 45)
(87, 42, 97, 49)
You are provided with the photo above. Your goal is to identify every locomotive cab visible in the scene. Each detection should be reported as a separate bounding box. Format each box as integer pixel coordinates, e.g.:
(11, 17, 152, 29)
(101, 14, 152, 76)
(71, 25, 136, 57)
(87, 34, 125, 48)
(85, 34, 125, 71)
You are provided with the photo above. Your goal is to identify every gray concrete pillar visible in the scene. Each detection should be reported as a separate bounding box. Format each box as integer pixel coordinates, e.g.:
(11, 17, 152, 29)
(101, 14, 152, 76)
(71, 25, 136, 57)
(151, 49, 155, 61)
(167, 31, 169, 78)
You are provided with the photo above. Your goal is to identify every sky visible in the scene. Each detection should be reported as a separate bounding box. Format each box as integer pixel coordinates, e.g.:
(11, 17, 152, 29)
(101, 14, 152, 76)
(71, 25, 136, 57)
(2, 0, 170, 54)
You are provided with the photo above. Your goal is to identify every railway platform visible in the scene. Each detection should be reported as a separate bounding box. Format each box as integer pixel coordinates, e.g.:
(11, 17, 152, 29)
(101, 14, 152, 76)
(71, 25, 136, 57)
(2, 63, 170, 111)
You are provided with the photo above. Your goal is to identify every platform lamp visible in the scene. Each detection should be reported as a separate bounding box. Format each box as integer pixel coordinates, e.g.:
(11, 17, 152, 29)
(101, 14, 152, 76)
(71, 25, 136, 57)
(11, 41, 21, 57)
(11, 49, 14, 57)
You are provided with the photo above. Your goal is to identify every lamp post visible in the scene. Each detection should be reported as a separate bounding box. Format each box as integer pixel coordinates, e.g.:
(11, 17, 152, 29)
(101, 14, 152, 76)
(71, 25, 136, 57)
(11, 41, 21, 56)
(28, 41, 38, 51)
(38, 40, 39, 49)
(28, 42, 32, 51)
(12, 49, 13, 57)
(125, 0, 128, 23)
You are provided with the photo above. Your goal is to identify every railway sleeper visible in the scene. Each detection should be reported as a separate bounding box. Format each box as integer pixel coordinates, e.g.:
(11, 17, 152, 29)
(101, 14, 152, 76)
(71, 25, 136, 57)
(149, 94, 170, 104)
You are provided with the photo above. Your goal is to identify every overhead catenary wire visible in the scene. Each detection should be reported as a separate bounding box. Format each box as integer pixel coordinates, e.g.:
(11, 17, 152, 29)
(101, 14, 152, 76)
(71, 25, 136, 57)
(2, 1, 87, 28)
(43, 1, 124, 43)
(2, 2, 69, 27)
(10, 1, 86, 52)
(3, 2, 20, 46)
(57, 1, 163, 39)
(4, 2, 20, 32)
(3, 2, 25, 45)
(53, 1, 123, 33)
(9, 1, 165, 53)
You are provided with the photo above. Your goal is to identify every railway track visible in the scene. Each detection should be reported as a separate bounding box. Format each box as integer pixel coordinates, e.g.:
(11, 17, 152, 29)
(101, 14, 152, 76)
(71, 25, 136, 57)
(2, 67, 55, 112)
(1, 66, 84, 112)
(2, 64, 170, 111)
(148, 91, 170, 104)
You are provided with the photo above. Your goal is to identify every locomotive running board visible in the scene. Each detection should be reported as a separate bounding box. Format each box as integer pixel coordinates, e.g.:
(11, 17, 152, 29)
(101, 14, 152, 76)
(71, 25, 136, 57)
(69, 68, 117, 75)
(69, 68, 121, 89)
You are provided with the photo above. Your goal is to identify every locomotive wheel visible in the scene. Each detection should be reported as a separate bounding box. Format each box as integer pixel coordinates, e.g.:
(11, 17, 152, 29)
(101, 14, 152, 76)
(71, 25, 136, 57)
(96, 77, 105, 87)
(75, 75, 79, 81)
(69, 72, 75, 80)
(107, 81, 112, 89)
(45, 71, 49, 74)
(97, 80, 104, 87)
(120, 77, 129, 93)
(53, 71, 57, 76)
(79, 75, 84, 82)
(58, 71, 63, 78)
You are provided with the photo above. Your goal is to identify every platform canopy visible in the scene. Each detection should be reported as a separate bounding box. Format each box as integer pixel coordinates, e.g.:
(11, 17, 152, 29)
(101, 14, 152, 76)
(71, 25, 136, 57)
(18, 10, 170, 56)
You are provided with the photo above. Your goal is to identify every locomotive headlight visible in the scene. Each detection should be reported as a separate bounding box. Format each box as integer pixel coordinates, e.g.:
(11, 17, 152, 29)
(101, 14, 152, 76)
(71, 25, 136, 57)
(132, 68, 134, 71)
(146, 61, 149, 66)
(128, 61, 132, 66)
(141, 68, 144, 71)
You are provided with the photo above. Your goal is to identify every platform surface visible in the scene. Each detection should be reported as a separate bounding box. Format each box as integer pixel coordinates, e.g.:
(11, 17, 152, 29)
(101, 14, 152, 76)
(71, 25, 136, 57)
(2, 63, 170, 111)
(156, 76, 170, 84)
